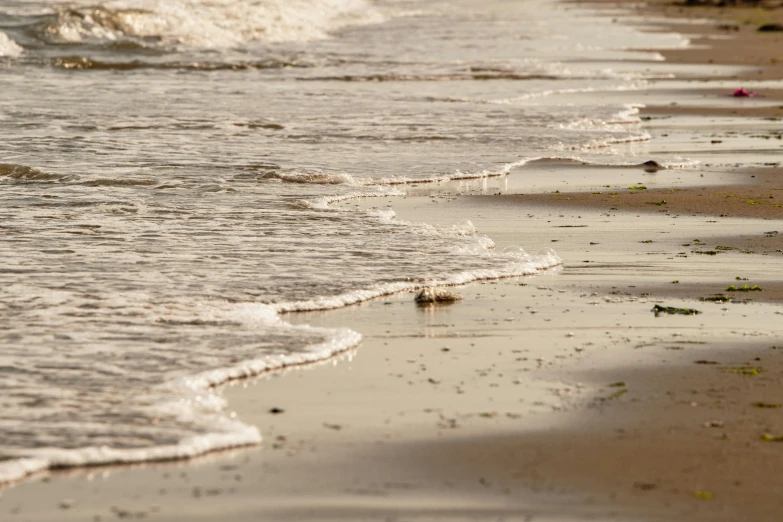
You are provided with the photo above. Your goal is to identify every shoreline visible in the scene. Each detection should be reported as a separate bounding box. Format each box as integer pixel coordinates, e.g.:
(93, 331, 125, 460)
(3, 2, 783, 521)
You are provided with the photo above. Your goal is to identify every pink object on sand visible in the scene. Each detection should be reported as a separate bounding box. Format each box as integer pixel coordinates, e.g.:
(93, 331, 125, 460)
(733, 88, 758, 97)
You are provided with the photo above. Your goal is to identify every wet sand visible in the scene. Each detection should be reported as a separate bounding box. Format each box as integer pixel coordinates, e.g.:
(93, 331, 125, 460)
(3, 2, 783, 522)
(504, 169, 783, 220)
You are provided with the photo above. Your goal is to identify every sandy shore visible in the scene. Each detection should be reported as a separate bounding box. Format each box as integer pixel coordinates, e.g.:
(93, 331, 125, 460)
(503, 172, 783, 220)
(3, 2, 783, 522)
(4, 200, 783, 521)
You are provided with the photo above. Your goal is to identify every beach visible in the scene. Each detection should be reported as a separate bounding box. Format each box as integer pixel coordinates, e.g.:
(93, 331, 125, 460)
(2, 0, 783, 521)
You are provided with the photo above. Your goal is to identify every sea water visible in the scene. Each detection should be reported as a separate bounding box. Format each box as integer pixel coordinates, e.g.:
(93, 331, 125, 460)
(0, 0, 687, 483)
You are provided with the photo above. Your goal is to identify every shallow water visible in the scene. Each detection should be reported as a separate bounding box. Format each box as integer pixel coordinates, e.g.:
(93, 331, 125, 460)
(0, 0, 689, 482)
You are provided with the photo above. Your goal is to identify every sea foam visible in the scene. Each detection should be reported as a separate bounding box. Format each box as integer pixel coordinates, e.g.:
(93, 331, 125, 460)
(0, 31, 23, 57)
(32, 0, 384, 47)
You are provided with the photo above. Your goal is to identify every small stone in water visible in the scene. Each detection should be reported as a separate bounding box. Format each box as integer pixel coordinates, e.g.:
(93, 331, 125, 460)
(415, 287, 463, 303)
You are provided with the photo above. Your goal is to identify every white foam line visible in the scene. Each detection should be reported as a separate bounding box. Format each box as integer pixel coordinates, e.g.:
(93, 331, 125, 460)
(279, 148, 698, 190)
(273, 257, 563, 314)
(0, 326, 363, 486)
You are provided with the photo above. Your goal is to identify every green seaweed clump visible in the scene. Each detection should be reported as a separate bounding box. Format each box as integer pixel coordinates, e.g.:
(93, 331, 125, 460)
(721, 365, 763, 376)
(753, 402, 782, 409)
(629, 185, 647, 190)
(652, 305, 701, 316)
(606, 389, 627, 400)
(726, 284, 762, 292)
(700, 295, 732, 303)
(762, 433, 783, 442)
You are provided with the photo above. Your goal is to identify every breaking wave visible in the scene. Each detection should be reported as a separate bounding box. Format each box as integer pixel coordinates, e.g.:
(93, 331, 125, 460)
(0, 163, 72, 182)
(50, 55, 312, 71)
(26, 0, 384, 48)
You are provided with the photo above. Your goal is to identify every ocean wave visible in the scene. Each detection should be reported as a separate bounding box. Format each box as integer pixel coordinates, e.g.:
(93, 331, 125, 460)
(257, 152, 693, 191)
(0, 163, 72, 182)
(28, 0, 384, 48)
(0, 197, 562, 487)
(262, 169, 362, 186)
(547, 133, 652, 153)
(0, 300, 362, 485)
(407, 83, 645, 105)
(559, 104, 643, 131)
(298, 72, 583, 82)
(51, 54, 310, 70)
(272, 248, 563, 313)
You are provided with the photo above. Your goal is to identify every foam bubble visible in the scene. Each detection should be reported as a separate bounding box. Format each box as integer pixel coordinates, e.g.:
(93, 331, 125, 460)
(502, 245, 531, 260)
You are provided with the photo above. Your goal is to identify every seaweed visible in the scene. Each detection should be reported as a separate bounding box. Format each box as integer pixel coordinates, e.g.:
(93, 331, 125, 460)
(720, 365, 763, 376)
(726, 284, 762, 292)
(700, 295, 733, 302)
(607, 389, 627, 399)
(652, 305, 701, 316)
(752, 402, 782, 409)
